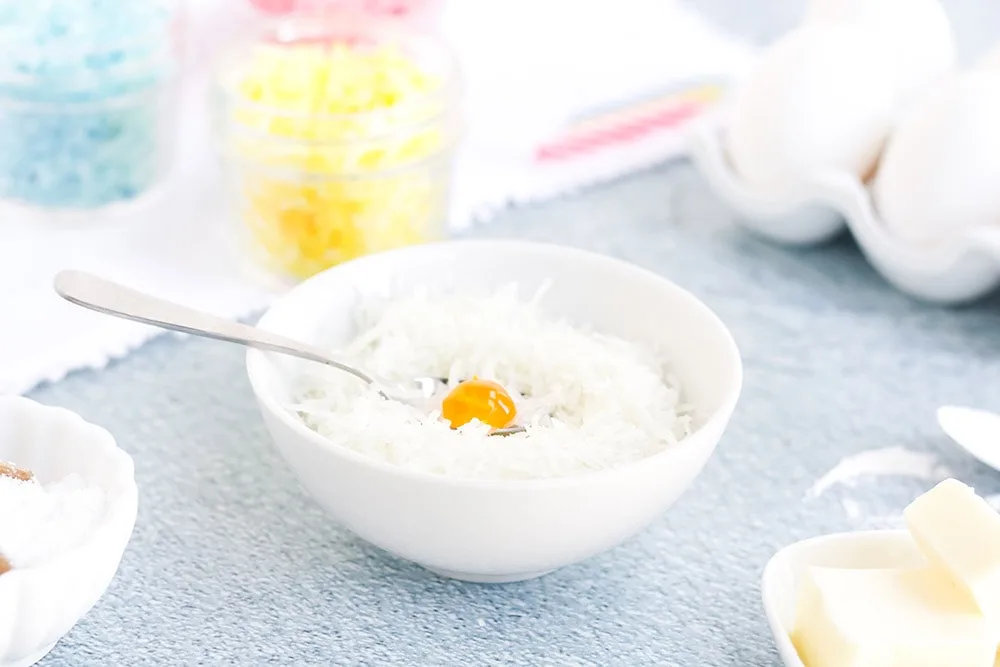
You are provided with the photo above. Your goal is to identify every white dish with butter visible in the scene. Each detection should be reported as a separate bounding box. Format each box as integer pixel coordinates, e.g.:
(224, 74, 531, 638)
(762, 529, 923, 667)
(765, 479, 1000, 667)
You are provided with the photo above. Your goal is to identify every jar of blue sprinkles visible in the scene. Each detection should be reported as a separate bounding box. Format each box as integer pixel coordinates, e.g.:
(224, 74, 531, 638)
(0, 0, 182, 220)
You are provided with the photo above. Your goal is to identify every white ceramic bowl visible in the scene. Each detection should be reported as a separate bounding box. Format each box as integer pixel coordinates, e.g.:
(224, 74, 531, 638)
(247, 240, 742, 583)
(761, 530, 920, 667)
(688, 119, 1000, 304)
(0, 397, 138, 667)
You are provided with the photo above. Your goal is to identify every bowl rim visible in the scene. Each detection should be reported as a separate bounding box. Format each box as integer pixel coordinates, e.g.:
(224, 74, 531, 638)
(246, 239, 743, 490)
(0, 396, 138, 577)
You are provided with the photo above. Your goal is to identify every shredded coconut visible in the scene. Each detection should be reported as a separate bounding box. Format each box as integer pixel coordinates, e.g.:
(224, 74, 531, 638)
(0, 470, 107, 569)
(291, 286, 693, 481)
(805, 446, 953, 500)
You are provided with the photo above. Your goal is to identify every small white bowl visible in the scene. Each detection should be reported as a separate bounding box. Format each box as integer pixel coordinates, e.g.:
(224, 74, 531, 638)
(761, 530, 922, 667)
(0, 397, 138, 667)
(688, 120, 1000, 304)
(247, 240, 742, 583)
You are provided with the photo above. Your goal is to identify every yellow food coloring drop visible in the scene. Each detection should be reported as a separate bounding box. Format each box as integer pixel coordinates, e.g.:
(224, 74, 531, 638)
(441, 379, 518, 431)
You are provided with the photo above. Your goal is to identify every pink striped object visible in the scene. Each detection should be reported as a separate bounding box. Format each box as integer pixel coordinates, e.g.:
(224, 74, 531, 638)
(536, 82, 724, 163)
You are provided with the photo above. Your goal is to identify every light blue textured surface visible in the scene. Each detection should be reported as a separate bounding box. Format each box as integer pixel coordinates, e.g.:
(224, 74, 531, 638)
(23, 2, 1000, 665)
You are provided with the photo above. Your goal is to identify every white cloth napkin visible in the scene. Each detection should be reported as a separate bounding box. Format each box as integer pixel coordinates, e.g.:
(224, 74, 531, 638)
(0, 0, 753, 395)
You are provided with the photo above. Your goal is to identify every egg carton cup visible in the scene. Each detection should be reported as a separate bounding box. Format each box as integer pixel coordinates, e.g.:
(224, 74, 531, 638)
(0, 397, 138, 667)
(688, 119, 1000, 305)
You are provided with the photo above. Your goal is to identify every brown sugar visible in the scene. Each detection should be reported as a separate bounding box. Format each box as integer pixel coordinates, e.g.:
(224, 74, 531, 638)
(0, 460, 33, 483)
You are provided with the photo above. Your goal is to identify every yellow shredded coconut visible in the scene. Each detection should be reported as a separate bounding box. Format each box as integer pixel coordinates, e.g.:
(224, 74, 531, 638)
(228, 42, 450, 279)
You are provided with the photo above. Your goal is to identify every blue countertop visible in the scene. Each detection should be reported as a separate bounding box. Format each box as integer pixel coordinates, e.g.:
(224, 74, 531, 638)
(27, 2, 1000, 665)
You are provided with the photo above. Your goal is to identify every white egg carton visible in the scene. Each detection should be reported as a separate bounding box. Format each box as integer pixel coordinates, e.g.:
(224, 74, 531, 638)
(688, 118, 1000, 305)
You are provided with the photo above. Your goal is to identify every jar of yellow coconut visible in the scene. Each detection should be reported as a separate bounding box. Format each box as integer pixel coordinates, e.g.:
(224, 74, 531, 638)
(212, 12, 460, 282)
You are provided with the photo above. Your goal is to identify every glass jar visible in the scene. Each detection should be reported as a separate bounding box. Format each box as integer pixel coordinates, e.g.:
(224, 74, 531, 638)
(0, 0, 182, 220)
(213, 13, 460, 283)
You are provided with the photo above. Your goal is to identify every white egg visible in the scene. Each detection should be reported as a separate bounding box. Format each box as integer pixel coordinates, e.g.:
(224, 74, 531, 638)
(805, 0, 956, 103)
(873, 69, 1000, 245)
(726, 24, 896, 195)
(979, 43, 1000, 72)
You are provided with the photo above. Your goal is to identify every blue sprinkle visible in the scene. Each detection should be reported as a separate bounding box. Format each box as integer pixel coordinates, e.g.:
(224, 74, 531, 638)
(0, 0, 178, 211)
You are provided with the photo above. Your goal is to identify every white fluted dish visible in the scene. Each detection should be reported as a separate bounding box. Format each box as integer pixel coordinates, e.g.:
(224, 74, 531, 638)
(0, 397, 138, 667)
(761, 529, 920, 667)
(688, 120, 1000, 305)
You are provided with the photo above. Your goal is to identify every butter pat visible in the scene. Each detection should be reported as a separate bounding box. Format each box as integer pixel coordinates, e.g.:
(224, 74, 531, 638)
(905, 479, 1000, 618)
(791, 567, 997, 667)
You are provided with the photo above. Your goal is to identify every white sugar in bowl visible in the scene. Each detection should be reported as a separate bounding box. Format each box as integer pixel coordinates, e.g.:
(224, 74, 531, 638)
(0, 397, 138, 667)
